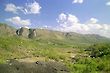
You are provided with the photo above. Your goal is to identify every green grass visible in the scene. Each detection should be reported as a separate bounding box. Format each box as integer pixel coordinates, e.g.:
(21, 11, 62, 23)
(0, 35, 72, 63)
(0, 35, 110, 73)
(65, 43, 110, 73)
(0, 23, 110, 73)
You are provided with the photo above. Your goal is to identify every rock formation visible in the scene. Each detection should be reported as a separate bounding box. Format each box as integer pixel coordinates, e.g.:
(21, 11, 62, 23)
(16, 27, 36, 38)
(28, 29, 36, 39)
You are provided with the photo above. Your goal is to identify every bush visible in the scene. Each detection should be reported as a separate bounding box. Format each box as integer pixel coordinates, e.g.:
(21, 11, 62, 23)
(87, 43, 110, 58)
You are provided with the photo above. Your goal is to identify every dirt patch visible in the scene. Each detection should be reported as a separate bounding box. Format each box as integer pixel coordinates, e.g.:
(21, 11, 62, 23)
(0, 59, 70, 73)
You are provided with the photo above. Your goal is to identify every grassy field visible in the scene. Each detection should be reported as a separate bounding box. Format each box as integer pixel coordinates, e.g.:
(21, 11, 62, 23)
(0, 35, 110, 73)
(0, 23, 110, 73)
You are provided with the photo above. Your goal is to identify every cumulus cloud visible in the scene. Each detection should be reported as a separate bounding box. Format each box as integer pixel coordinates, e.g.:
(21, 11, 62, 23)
(5, 1, 41, 15)
(72, 0, 83, 4)
(57, 13, 67, 23)
(57, 13, 79, 28)
(87, 18, 98, 24)
(6, 16, 31, 25)
(106, 1, 110, 6)
(56, 13, 110, 38)
(23, 1, 41, 14)
(5, 3, 21, 14)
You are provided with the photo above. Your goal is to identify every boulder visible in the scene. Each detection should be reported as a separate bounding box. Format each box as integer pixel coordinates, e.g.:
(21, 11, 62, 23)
(28, 29, 36, 39)
(16, 27, 29, 38)
(16, 27, 36, 38)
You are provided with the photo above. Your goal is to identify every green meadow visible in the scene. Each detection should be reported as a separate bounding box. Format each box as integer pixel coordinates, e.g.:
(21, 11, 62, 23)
(0, 23, 110, 73)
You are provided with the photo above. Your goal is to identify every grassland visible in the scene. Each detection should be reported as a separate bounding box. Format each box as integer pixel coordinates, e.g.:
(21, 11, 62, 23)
(0, 23, 110, 73)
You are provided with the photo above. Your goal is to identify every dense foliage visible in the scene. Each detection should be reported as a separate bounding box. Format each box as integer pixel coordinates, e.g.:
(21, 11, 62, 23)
(68, 43, 110, 73)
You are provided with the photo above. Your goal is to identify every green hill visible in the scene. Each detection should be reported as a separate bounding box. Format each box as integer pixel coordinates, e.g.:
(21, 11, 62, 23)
(0, 23, 110, 73)
(0, 23, 109, 48)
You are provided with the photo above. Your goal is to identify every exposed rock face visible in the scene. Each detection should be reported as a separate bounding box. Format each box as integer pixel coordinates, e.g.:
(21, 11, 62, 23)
(65, 33, 72, 37)
(28, 29, 36, 39)
(16, 27, 36, 38)
(16, 27, 24, 36)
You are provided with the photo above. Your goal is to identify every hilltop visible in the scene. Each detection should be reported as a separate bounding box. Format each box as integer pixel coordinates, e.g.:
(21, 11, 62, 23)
(0, 23, 110, 48)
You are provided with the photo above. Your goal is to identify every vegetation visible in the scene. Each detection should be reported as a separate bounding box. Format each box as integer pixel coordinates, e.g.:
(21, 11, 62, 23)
(67, 43, 110, 73)
(0, 23, 110, 73)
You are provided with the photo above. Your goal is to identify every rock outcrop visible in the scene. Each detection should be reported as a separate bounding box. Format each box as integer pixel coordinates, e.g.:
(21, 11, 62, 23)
(28, 29, 36, 39)
(16, 27, 36, 38)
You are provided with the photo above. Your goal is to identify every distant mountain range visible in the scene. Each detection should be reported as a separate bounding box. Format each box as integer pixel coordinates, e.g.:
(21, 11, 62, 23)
(0, 23, 110, 48)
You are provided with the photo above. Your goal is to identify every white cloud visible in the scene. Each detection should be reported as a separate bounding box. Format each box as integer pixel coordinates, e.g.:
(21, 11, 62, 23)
(88, 18, 98, 24)
(6, 16, 31, 25)
(72, 0, 83, 4)
(56, 13, 110, 38)
(67, 14, 79, 23)
(57, 13, 67, 22)
(21, 1, 41, 14)
(5, 1, 41, 15)
(5, 3, 21, 14)
(27, 2, 41, 14)
(57, 13, 79, 28)
(106, 1, 110, 6)
(42, 25, 53, 29)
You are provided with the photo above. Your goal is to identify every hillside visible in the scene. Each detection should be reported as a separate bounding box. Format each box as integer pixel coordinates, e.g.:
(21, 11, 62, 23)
(35, 29, 110, 46)
(0, 23, 110, 48)
(0, 23, 16, 36)
(0, 23, 110, 73)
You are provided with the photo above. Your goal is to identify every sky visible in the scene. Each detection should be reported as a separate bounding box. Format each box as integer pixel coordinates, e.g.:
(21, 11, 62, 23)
(0, 0, 110, 38)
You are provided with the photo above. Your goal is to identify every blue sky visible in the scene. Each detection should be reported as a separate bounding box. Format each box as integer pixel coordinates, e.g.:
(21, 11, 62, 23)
(0, 0, 110, 37)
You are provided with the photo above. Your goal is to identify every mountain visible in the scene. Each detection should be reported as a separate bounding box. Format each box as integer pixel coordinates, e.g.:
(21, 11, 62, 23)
(0, 23, 16, 36)
(0, 23, 110, 73)
(0, 23, 110, 48)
